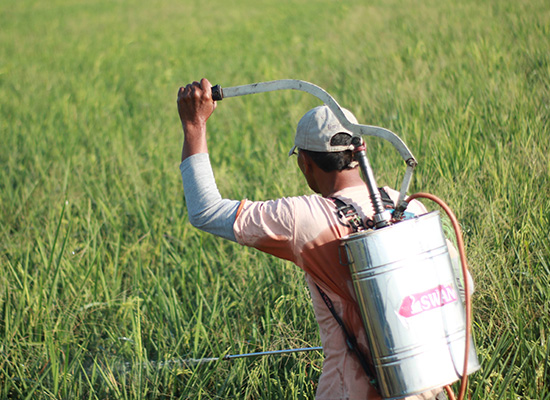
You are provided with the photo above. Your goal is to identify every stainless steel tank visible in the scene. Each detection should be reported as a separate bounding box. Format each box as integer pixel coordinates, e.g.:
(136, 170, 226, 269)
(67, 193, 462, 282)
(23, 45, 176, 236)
(341, 211, 480, 399)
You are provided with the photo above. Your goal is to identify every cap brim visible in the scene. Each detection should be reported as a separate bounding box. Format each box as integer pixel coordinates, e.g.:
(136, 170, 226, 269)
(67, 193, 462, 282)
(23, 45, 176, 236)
(288, 145, 297, 157)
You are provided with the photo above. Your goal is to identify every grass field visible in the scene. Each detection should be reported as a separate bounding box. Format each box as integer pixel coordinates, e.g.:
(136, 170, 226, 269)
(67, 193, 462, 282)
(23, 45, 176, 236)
(1, 0, 549, 398)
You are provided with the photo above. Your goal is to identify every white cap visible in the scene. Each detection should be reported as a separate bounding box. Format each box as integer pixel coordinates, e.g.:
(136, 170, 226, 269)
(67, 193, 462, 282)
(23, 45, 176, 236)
(289, 105, 358, 156)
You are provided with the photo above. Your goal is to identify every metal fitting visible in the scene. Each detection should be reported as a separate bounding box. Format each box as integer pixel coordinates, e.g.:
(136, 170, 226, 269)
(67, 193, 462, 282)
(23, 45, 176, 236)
(374, 210, 392, 228)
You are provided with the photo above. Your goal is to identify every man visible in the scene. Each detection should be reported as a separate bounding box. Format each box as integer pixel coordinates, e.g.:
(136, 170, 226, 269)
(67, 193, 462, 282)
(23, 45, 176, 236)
(177, 78, 443, 399)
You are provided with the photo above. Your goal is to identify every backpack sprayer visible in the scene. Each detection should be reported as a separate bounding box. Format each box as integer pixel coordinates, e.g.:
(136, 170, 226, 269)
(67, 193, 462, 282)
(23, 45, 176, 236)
(211, 80, 480, 400)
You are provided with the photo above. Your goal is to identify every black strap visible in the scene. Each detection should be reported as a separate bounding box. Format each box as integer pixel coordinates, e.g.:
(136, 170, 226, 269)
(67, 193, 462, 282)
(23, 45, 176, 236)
(331, 188, 395, 231)
(379, 187, 395, 210)
(315, 284, 379, 389)
(318, 193, 395, 389)
(331, 197, 365, 231)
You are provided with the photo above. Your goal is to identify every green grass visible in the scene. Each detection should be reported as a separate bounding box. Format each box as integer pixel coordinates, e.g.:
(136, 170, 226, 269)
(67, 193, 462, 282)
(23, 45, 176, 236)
(1, 0, 549, 398)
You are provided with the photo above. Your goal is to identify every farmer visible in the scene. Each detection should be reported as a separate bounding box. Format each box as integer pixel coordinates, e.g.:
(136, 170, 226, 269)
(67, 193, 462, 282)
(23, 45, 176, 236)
(177, 78, 444, 400)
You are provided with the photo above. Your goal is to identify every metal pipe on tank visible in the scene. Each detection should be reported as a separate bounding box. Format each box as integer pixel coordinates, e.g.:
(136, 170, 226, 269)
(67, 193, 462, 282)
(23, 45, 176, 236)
(351, 137, 392, 228)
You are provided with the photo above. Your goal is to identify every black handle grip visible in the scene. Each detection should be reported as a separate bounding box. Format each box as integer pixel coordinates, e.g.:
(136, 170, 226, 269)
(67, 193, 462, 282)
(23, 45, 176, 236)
(211, 85, 224, 101)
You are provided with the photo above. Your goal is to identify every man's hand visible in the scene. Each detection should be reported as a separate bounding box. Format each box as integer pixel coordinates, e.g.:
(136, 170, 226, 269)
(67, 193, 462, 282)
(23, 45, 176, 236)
(177, 78, 217, 161)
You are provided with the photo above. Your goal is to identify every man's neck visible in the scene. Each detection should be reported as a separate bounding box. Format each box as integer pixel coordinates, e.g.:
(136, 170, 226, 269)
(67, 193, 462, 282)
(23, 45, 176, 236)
(317, 169, 365, 197)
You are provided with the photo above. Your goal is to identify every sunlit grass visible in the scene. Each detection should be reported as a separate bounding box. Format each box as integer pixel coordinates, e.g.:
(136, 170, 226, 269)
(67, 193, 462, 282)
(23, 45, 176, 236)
(1, 0, 549, 398)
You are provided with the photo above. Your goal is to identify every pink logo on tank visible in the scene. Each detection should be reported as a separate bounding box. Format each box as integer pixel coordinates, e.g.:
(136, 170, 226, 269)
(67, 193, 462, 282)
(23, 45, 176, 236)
(399, 284, 458, 318)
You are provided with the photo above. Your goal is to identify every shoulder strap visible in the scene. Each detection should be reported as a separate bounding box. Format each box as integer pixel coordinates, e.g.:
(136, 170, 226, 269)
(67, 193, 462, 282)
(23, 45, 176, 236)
(315, 284, 379, 389)
(331, 188, 394, 231)
(324, 194, 385, 389)
(378, 187, 395, 210)
(378, 187, 416, 220)
(331, 197, 365, 232)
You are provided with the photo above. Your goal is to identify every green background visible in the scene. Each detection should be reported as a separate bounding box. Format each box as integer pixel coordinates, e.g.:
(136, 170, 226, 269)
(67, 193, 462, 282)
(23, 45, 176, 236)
(1, 0, 549, 398)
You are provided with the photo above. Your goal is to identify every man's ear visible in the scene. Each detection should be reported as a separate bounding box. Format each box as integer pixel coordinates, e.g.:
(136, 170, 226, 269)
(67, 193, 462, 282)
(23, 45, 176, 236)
(300, 151, 315, 174)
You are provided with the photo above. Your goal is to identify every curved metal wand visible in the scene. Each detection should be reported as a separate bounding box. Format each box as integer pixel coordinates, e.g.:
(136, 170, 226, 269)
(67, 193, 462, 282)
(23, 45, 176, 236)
(211, 79, 417, 218)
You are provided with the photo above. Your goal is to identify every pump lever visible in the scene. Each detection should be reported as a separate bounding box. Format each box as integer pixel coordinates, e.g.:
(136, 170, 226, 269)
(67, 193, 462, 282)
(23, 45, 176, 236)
(210, 79, 418, 213)
(210, 80, 415, 162)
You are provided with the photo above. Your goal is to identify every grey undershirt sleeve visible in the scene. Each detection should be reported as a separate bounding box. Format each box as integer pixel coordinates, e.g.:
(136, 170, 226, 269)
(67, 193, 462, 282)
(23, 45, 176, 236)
(180, 153, 240, 242)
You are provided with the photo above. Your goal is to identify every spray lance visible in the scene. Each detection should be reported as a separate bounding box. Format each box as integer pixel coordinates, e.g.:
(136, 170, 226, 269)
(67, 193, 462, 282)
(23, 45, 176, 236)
(211, 80, 480, 400)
